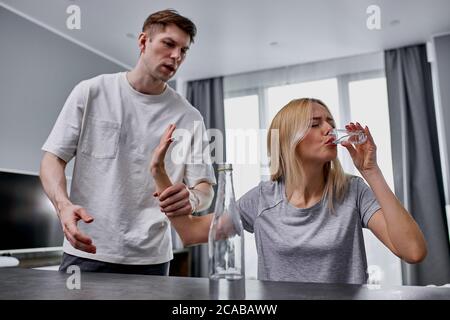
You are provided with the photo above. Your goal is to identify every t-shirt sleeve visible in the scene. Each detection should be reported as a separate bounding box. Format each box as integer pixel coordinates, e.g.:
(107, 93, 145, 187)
(41, 81, 87, 163)
(355, 176, 381, 228)
(236, 184, 261, 233)
(183, 119, 216, 187)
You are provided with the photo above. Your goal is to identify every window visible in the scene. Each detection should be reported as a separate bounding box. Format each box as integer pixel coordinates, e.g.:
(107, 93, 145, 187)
(267, 78, 340, 128)
(223, 56, 401, 284)
(224, 95, 260, 279)
(224, 95, 261, 198)
(348, 77, 394, 189)
(348, 77, 401, 285)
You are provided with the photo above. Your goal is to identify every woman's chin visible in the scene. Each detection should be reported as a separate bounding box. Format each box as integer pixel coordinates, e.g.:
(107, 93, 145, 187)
(324, 150, 338, 162)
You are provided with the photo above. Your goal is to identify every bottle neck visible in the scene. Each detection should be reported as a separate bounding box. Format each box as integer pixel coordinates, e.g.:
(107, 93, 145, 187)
(215, 169, 235, 213)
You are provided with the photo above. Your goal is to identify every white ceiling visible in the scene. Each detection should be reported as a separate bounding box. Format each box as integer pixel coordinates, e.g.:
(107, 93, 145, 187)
(1, 0, 450, 81)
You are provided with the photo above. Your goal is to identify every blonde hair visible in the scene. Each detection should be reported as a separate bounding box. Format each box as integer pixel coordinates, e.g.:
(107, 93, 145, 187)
(267, 98, 349, 211)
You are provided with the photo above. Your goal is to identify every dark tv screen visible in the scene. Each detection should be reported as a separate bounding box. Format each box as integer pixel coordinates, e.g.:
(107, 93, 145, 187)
(0, 171, 63, 251)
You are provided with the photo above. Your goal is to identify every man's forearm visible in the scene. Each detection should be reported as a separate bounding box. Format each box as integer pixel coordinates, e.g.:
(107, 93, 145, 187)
(39, 152, 72, 217)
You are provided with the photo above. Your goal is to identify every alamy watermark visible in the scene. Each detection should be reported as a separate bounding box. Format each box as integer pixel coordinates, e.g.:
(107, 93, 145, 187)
(366, 5, 381, 30)
(168, 121, 280, 174)
(66, 265, 81, 290)
(66, 5, 81, 30)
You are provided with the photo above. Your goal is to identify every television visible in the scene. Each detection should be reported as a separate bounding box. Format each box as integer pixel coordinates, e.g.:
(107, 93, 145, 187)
(0, 170, 64, 253)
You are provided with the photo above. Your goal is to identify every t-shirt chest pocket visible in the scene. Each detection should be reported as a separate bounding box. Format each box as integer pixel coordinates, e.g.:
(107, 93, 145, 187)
(81, 117, 121, 159)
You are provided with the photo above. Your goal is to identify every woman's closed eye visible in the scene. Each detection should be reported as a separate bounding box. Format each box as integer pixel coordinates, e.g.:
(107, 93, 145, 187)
(311, 120, 335, 128)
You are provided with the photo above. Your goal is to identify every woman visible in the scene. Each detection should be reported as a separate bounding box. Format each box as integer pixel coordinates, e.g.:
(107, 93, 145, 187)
(150, 98, 427, 284)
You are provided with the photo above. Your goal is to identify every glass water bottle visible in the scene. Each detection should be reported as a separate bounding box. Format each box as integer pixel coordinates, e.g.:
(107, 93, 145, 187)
(208, 163, 245, 300)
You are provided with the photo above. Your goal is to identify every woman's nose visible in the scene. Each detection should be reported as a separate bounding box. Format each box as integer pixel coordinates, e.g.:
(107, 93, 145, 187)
(324, 123, 334, 135)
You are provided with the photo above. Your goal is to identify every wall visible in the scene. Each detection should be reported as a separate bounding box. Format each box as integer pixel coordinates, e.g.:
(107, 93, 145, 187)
(0, 7, 125, 176)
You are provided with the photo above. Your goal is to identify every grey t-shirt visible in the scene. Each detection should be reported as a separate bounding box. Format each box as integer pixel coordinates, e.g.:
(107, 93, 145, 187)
(237, 176, 381, 284)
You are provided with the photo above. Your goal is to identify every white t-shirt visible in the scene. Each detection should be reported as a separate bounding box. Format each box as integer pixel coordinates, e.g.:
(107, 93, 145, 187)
(42, 72, 216, 264)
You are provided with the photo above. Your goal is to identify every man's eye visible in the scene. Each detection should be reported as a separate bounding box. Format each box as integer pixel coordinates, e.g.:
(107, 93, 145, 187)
(312, 124, 319, 127)
(164, 41, 174, 47)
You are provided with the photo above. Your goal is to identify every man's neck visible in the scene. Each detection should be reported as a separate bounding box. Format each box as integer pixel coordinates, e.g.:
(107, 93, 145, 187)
(126, 67, 166, 95)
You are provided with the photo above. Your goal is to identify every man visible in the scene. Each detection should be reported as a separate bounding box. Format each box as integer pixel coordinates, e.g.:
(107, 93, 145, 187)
(40, 9, 215, 275)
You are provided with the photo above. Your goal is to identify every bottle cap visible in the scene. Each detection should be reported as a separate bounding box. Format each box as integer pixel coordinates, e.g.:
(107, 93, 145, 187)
(217, 163, 233, 171)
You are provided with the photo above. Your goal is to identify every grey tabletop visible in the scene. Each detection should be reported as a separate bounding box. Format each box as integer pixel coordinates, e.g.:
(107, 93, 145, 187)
(0, 267, 449, 300)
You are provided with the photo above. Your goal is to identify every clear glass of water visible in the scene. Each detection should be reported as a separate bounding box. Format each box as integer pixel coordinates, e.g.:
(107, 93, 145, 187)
(328, 129, 367, 145)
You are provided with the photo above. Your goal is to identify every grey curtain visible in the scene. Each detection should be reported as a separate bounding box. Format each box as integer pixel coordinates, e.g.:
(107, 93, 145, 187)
(385, 44, 450, 285)
(186, 77, 226, 277)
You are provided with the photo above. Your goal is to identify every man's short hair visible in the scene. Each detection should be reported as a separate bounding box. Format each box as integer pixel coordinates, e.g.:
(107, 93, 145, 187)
(142, 9, 197, 43)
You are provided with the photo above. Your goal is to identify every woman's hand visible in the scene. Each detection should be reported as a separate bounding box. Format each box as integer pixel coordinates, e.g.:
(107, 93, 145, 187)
(150, 124, 176, 198)
(341, 122, 380, 176)
(149, 124, 176, 176)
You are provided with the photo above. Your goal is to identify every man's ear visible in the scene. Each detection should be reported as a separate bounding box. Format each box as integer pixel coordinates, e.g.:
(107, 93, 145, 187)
(138, 32, 147, 54)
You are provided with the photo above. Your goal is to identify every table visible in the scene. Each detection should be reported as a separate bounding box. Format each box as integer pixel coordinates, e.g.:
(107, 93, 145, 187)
(0, 267, 449, 300)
